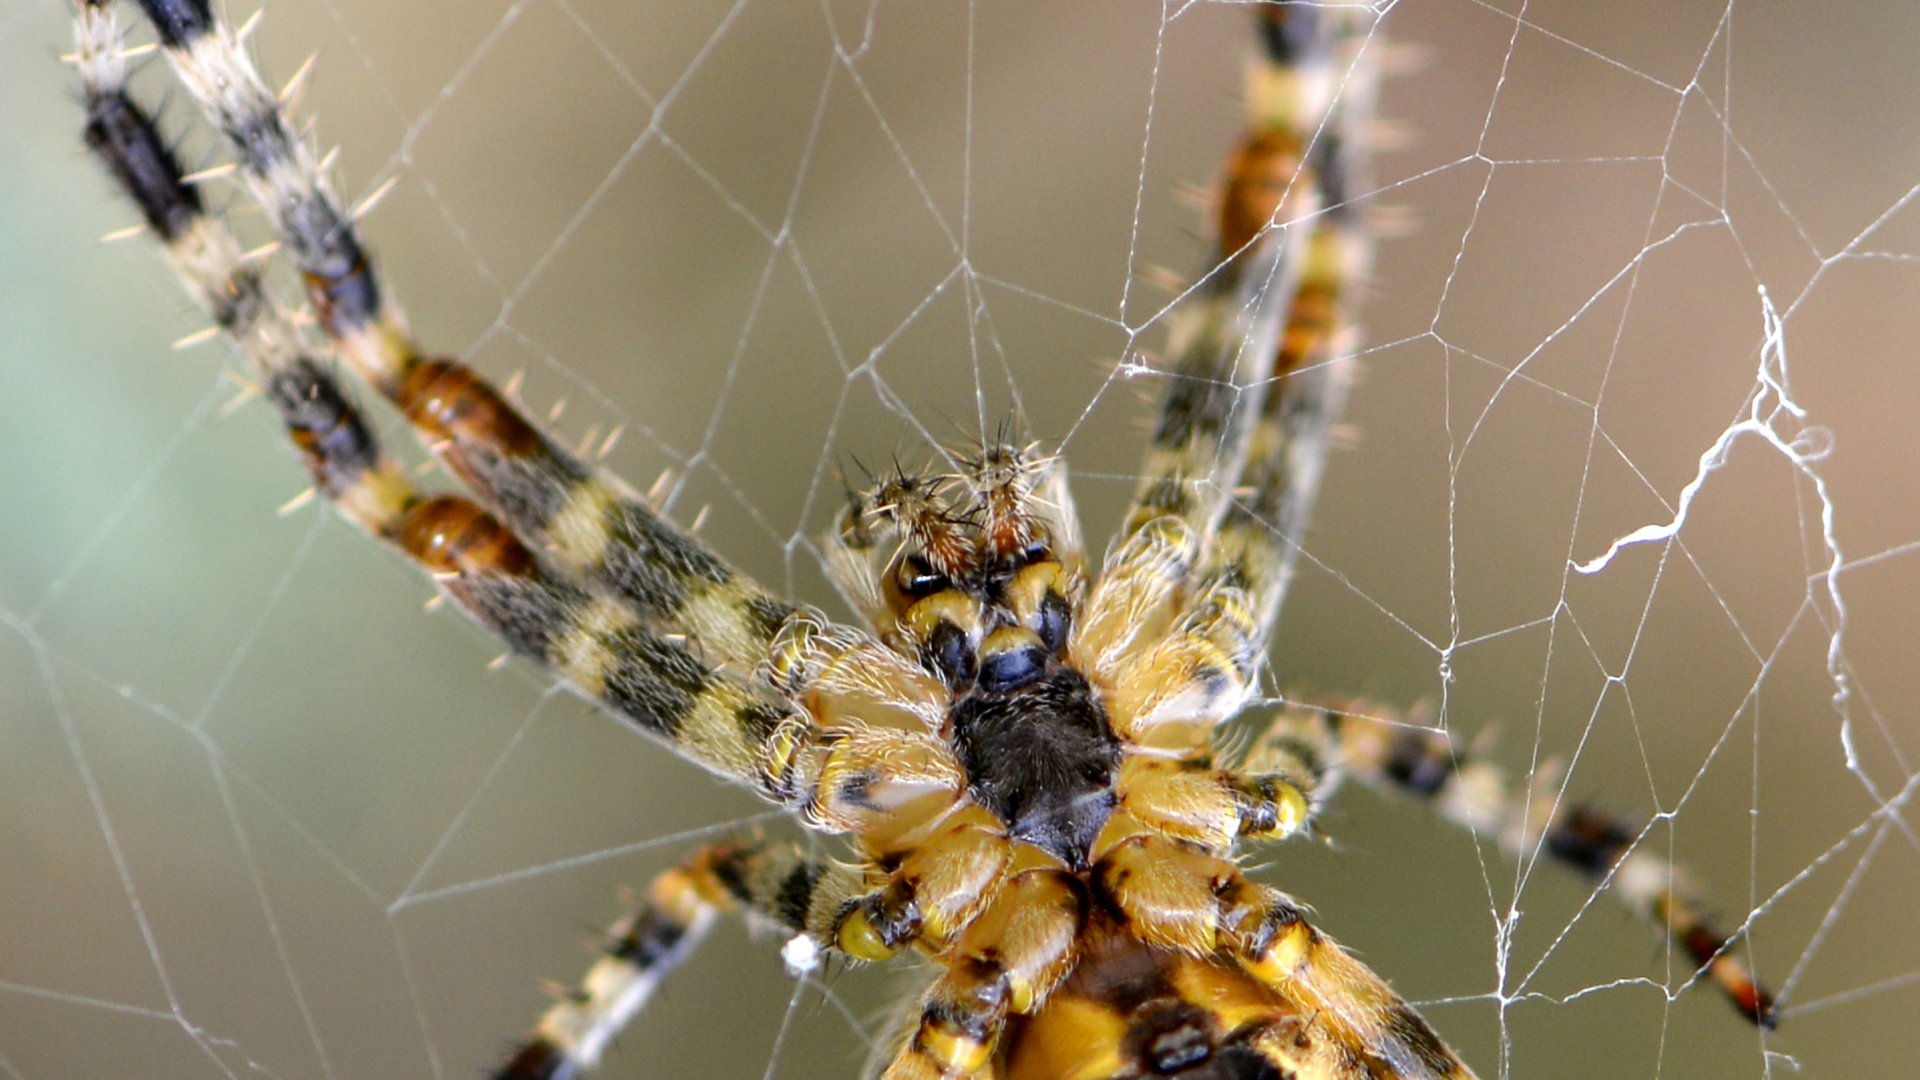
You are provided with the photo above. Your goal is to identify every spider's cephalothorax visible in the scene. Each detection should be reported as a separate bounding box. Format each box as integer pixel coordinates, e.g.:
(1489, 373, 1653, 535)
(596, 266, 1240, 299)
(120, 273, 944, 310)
(838, 458, 1120, 870)
(67, 0, 1778, 1077)
(791, 433, 1483, 1079)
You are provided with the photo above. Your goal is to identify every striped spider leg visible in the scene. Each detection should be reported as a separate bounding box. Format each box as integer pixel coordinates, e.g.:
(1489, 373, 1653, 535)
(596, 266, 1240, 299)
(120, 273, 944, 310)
(1002, 8, 1490, 1078)
(75, 0, 898, 826)
(69, 0, 1780, 1077)
(1054, 4, 1777, 1070)
(1081, 3, 1364, 758)
(1243, 699, 1777, 1027)
(496, 838, 867, 1079)
(70, 1, 980, 1076)
(1186, 5, 1775, 1042)
(1007, 5, 1777, 1077)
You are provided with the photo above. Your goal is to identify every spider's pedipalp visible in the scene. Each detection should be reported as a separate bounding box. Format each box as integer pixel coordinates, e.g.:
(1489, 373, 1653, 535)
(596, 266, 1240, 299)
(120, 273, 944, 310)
(824, 445, 1086, 731)
(825, 482, 905, 631)
(877, 469, 975, 584)
(957, 439, 1047, 564)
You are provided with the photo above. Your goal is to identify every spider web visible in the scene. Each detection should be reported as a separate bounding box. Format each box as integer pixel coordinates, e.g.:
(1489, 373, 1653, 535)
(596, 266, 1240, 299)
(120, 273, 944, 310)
(2, 0, 1918, 1076)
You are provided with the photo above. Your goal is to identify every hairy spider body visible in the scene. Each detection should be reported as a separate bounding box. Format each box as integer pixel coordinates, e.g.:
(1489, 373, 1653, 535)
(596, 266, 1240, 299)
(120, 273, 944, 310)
(65, 0, 1774, 1077)
(1004, 913, 1461, 1080)
(949, 667, 1118, 868)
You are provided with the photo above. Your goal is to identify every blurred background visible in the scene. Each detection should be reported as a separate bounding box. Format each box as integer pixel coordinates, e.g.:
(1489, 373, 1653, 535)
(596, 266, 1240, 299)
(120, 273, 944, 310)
(3, 0, 1918, 1076)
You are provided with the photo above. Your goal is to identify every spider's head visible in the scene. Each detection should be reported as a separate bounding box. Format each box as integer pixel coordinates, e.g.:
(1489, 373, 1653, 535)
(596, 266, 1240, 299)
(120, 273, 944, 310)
(836, 442, 1137, 866)
(839, 443, 1082, 683)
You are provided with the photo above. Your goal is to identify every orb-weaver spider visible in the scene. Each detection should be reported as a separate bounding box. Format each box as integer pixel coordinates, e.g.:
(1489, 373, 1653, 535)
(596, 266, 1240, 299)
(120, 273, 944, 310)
(59, 0, 1777, 1076)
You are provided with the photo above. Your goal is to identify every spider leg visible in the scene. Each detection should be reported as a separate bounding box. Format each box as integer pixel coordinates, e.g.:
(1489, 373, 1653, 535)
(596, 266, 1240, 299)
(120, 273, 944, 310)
(1231, 894, 1479, 1080)
(1079, 6, 1377, 750)
(126, 0, 827, 684)
(92, 0, 984, 804)
(71, 16, 975, 1007)
(875, 867, 1086, 1080)
(1107, 2, 1362, 558)
(1080, 817, 1475, 1080)
(823, 467, 978, 640)
(506, 825, 1047, 1080)
(1187, 3, 1378, 660)
(67, 3, 568, 664)
(71, 30, 984, 1055)
(70, 0, 879, 809)
(499, 838, 866, 1080)
(1240, 701, 1778, 1027)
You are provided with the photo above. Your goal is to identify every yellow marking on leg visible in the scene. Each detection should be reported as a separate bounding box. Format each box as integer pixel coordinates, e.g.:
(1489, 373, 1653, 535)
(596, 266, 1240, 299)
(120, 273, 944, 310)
(953, 870, 1083, 1015)
(1116, 757, 1241, 847)
(1073, 517, 1193, 681)
(547, 595, 638, 695)
(1105, 630, 1245, 747)
(1092, 835, 1236, 956)
(893, 814, 1012, 945)
(548, 477, 623, 569)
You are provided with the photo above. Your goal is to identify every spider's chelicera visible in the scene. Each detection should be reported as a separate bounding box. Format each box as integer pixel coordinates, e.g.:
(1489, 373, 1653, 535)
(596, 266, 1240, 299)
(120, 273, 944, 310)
(66, 0, 1776, 1077)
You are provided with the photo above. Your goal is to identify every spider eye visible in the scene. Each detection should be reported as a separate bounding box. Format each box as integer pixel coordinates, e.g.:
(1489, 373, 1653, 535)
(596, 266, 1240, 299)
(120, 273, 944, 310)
(1019, 525, 1052, 566)
(896, 554, 949, 598)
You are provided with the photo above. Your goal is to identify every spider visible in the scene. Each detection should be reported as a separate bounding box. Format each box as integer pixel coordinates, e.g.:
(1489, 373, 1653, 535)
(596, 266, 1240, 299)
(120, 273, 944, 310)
(60, 0, 1777, 1076)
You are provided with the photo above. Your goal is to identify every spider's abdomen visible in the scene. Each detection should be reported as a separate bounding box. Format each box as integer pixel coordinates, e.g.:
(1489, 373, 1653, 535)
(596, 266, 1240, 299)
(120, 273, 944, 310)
(998, 914, 1473, 1080)
(998, 917, 1307, 1080)
(949, 667, 1120, 869)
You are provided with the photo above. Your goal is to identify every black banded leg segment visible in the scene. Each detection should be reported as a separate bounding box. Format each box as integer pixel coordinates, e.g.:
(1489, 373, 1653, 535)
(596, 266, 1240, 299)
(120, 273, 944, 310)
(1114, 4, 1365, 563)
(1200, 198, 1364, 658)
(127, 0, 832, 685)
(75, 24, 854, 1078)
(71, 0, 826, 803)
(498, 840, 861, 1080)
(1191, 5, 1378, 678)
(1247, 701, 1777, 1026)
(70, 0, 515, 617)
(1080, 7, 1364, 743)
(1233, 893, 1477, 1080)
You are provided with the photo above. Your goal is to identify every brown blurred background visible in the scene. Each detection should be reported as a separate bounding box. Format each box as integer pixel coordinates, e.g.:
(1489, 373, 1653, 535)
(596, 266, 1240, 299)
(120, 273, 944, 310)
(3, 1, 1918, 1077)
